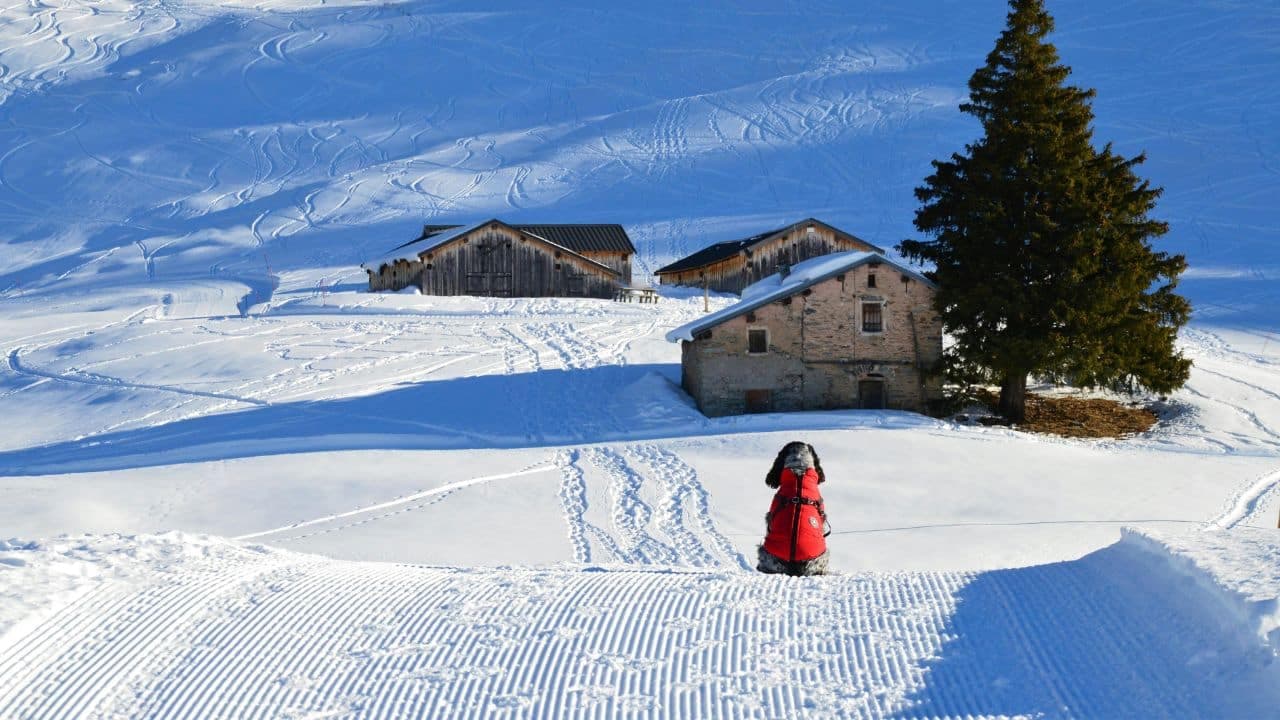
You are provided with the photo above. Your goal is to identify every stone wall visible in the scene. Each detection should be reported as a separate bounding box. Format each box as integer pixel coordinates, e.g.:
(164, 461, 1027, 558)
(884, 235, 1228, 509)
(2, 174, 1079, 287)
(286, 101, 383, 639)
(682, 261, 942, 416)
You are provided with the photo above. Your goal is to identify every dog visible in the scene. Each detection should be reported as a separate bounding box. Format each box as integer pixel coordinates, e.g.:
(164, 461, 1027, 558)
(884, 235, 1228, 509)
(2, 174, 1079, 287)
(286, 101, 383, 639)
(758, 441, 830, 576)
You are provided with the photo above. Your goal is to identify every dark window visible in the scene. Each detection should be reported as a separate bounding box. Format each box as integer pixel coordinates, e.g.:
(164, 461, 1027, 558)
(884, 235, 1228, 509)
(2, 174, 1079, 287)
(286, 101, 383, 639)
(862, 303, 883, 333)
(747, 329, 767, 354)
(867, 273, 877, 288)
(745, 389, 772, 413)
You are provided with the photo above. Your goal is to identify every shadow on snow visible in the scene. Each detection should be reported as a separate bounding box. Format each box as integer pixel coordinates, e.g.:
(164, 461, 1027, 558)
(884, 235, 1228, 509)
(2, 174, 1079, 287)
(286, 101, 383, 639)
(0, 363, 940, 475)
(894, 539, 1280, 719)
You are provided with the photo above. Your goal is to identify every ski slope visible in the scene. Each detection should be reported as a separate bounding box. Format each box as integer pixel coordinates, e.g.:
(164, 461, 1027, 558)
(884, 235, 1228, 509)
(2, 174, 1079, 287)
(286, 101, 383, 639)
(1, 530, 1277, 719)
(1, 0, 1279, 716)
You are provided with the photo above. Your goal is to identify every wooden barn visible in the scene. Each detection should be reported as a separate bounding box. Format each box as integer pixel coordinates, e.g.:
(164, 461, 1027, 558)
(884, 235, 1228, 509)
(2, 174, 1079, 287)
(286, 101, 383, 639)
(653, 218, 883, 295)
(363, 220, 635, 298)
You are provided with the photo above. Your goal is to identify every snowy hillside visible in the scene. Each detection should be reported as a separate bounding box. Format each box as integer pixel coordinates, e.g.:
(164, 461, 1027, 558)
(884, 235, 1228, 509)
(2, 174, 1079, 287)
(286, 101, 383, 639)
(0, 1, 1276, 309)
(2, 0, 1279, 717)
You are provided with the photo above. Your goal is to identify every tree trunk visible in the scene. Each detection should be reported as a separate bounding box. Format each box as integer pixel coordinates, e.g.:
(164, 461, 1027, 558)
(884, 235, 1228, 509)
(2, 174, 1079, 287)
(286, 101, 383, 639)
(999, 372, 1028, 424)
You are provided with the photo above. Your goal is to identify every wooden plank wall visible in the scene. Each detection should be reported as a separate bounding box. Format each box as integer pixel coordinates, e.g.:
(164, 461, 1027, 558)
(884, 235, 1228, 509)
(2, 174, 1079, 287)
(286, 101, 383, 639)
(659, 225, 878, 294)
(368, 225, 620, 298)
(580, 251, 632, 285)
(658, 255, 748, 293)
(368, 260, 422, 292)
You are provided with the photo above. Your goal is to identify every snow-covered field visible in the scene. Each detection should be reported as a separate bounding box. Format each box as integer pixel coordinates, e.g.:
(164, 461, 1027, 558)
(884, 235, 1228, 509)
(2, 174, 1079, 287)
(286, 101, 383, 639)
(1, 0, 1278, 717)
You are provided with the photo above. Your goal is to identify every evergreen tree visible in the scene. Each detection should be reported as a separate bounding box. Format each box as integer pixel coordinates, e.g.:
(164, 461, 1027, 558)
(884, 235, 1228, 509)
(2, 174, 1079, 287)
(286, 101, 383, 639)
(898, 0, 1191, 423)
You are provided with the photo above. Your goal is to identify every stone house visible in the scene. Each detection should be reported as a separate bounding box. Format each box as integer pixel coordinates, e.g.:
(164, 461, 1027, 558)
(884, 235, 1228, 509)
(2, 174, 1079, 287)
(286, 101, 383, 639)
(666, 251, 943, 417)
(653, 218, 883, 294)
(363, 219, 635, 297)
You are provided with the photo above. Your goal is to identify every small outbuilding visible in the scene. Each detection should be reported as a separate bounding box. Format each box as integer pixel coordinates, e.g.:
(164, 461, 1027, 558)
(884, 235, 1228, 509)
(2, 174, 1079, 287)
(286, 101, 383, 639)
(364, 220, 635, 297)
(666, 251, 943, 417)
(653, 218, 883, 295)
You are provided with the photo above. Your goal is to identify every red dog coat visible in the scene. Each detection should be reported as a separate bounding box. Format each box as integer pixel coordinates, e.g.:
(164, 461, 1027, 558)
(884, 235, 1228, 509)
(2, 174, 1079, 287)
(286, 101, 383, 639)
(762, 467, 827, 562)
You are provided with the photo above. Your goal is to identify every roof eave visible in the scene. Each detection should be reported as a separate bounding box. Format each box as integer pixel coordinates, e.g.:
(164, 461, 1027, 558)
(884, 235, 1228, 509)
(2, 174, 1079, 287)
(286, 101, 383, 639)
(411, 220, 620, 277)
(749, 218, 887, 255)
(666, 253, 935, 342)
(516, 229, 622, 276)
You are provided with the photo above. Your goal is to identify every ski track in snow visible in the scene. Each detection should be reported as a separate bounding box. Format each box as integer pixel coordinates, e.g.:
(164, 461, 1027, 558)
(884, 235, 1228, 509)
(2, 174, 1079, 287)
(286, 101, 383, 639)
(554, 448, 602, 565)
(584, 446, 681, 566)
(1208, 466, 1280, 529)
(627, 443, 753, 571)
(0, 300, 666, 450)
(235, 462, 560, 541)
(1, 533, 1276, 719)
(567, 445, 750, 571)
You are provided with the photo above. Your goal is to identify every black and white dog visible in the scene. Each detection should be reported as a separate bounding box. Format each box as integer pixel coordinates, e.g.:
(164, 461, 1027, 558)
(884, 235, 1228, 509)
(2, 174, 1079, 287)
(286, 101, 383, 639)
(758, 441, 830, 577)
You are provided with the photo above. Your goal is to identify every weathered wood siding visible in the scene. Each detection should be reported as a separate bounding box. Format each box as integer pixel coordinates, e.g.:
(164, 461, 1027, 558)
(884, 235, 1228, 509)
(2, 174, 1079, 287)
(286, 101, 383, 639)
(659, 254, 749, 294)
(580, 251, 632, 285)
(660, 223, 878, 294)
(397, 225, 620, 298)
(368, 259, 423, 292)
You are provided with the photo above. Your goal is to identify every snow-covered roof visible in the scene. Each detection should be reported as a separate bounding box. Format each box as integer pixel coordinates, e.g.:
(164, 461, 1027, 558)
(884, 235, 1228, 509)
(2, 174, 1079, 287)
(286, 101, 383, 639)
(665, 251, 935, 342)
(361, 220, 488, 271)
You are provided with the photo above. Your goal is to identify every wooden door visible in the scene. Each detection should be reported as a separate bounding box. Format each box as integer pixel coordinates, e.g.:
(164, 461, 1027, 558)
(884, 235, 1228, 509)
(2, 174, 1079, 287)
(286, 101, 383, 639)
(468, 239, 513, 296)
(858, 379, 885, 409)
(745, 389, 772, 413)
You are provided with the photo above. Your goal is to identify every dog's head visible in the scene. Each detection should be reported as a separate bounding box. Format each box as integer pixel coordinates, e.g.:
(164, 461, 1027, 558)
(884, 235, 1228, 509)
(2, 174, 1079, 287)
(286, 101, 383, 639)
(765, 441, 825, 488)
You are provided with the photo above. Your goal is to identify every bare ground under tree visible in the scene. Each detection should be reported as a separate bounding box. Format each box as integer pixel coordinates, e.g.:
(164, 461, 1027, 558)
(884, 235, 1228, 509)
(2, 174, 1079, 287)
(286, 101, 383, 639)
(963, 388, 1158, 439)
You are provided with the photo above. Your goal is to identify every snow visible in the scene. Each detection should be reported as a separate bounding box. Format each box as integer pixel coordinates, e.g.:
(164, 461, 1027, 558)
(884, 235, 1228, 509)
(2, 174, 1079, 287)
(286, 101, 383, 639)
(1124, 527, 1280, 657)
(1, 530, 1277, 718)
(361, 221, 487, 272)
(1, 0, 1279, 715)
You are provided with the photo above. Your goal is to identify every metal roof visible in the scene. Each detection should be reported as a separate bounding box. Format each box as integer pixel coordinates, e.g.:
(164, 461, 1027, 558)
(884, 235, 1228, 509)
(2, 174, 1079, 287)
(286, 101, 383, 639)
(364, 219, 621, 276)
(653, 218, 885, 275)
(410, 223, 634, 255)
(652, 232, 782, 275)
(516, 225, 635, 254)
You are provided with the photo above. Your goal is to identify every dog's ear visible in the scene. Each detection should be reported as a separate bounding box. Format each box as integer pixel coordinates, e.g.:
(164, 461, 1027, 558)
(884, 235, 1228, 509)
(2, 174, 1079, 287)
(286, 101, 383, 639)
(809, 443, 826, 484)
(765, 445, 788, 488)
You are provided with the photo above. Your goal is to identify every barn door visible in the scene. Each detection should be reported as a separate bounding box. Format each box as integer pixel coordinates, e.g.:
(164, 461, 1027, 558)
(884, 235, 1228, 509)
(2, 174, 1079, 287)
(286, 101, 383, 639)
(469, 239, 513, 296)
